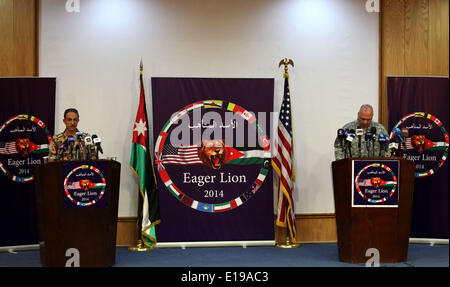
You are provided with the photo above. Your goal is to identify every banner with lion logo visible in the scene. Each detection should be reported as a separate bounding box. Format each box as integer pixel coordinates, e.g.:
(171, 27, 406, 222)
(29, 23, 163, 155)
(151, 78, 274, 243)
(0, 78, 56, 247)
(388, 76, 448, 239)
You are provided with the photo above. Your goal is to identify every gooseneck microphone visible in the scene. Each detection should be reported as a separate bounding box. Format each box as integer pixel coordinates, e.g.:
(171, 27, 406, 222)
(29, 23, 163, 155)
(390, 127, 402, 157)
(337, 129, 345, 150)
(57, 138, 68, 160)
(378, 133, 388, 157)
(68, 136, 76, 160)
(365, 129, 373, 157)
(75, 131, 85, 160)
(92, 134, 103, 159)
(356, 126, 363, 157)
(345, 129, 355, 158)
(84, 135, 93, 160)
(370, 127, 377, 157)
(400, 129, 409, 158)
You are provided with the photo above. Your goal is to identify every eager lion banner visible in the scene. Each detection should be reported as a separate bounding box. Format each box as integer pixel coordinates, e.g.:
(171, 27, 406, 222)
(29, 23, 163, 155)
(387, 76, 449, 239)
(151, 78, 274, 243)
(0, 78, 56, 247)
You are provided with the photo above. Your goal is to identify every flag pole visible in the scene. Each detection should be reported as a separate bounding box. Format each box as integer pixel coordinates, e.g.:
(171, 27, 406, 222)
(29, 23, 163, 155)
(129, 60, 152, 252)
(276, 58, 299, 249)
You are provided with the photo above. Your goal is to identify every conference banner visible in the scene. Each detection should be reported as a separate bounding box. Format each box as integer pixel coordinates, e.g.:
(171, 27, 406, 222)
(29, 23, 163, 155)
(151, 78, 274, 243)
(62, 162, 108, 209)
(352, 160, 399, 208)
(387, 76, 449, 239)
(0, 77, 56, 246)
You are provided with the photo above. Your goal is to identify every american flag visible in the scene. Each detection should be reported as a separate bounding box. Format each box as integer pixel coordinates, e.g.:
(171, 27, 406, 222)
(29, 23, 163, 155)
(272, 76, 297, 243)
(162, 144, 202, 165)
(0, 142, 18, 154)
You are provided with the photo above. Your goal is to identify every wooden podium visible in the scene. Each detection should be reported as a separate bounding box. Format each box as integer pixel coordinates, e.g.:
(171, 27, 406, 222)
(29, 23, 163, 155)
(331, 157, 415, 263)
(34, 159, 121, 267)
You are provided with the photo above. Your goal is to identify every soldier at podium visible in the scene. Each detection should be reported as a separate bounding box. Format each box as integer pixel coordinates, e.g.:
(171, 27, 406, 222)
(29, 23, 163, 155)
(48, 108, 97, 161)
(334, 104, 390, 160)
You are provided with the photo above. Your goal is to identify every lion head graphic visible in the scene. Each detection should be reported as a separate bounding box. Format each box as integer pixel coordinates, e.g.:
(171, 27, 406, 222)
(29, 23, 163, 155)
(370, 177, 382, 188)
(15, 138, 30, 157)
(198, 139, 226, 170)
(79, 179, 91, 191)
(411, 135, 426, 153)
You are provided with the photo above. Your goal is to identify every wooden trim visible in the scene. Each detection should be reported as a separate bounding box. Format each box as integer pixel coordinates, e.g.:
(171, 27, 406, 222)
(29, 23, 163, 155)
(116, 214, 337, 246)
(379, 0, 449, 127)
(34, 0, 40, 76)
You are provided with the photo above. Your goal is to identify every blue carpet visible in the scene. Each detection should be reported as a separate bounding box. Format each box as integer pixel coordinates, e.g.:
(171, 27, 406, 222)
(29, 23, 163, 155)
(0, 243, 448, 267)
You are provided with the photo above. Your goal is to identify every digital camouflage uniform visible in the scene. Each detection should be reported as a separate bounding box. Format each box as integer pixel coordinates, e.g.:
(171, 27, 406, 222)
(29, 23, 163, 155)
(48, 129, 97, 161)
(334, 120, 390, 160)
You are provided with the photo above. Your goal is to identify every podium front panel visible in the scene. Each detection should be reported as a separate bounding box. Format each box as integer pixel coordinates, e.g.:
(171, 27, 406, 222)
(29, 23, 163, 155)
(332, 158, 415, 263)
(35, 159, 120, 267)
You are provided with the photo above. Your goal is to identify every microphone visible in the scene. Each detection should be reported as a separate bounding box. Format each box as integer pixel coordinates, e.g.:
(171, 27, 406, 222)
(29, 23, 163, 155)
(92, 135, 103, 159)
(68, 136, 76, 160)
(337, 129, 345, 149)
(356, 126, 363, 157)
(400, 128, 409, 158)
(365, 130, 373, 156)
(378, 133, 388, 157)
(370, 127, 377, 157)
(390, 128, 402, 157)
(84, 136, 93, 160)
(345, 129, 355, 158)
(57, 138, 68, 160)
(75, 131, 85, 160)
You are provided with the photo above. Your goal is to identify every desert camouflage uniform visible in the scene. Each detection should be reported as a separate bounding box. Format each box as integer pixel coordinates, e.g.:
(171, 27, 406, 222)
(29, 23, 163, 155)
(334, 120, 391, 161)
(48, 129, 97, 161)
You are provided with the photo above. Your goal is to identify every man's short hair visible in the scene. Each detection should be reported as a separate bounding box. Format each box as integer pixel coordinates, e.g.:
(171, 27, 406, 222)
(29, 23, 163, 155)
(359, 104, 373, 113)
(64, 108, 79, 119)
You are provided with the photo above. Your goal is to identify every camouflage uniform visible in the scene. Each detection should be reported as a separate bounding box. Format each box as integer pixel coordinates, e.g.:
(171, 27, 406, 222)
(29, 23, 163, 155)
(48, 129, 97, 161)
(334, 120, 390, 160)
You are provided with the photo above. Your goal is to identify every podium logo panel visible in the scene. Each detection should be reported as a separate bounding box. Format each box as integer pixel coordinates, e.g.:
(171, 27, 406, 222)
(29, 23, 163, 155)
(0, 114, 52, 183)
(352, 160, 399, 207)
(390, 112, 449, 178)
(63, 162, 107, 208)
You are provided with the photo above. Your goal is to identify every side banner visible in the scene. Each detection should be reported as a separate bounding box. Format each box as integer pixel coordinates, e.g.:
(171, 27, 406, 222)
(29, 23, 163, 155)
(152, 78, 274, 243)
(0, 78, 56, 246)
(387, 76, 449, 239)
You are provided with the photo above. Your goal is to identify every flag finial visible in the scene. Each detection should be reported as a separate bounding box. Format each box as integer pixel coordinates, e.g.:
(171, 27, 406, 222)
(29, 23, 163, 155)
(140, 60, 143, 75)
(278, 58, 294, 78)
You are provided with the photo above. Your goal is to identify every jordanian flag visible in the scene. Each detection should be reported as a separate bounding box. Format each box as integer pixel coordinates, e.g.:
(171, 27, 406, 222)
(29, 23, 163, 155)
(406, 137, 449, 151)
(357, 178, 397, 188)
(66, 181, 106, 190)
(130, 63, 160, 248)
(0, 141, 49, 155)
(160, 144, 267, 166)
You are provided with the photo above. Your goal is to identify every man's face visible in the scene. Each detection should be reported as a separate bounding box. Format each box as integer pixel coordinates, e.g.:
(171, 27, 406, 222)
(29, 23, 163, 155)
(357, 109, 373, 129)
(63, 112, 79, 133)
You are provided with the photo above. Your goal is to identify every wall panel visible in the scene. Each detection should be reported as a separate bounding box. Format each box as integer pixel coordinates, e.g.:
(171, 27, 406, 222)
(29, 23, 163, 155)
(0, 0, 37, 76)
(380, 0, 449, 126)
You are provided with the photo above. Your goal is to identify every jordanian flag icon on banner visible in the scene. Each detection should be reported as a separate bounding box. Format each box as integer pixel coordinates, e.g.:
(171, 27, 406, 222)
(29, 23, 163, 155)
(159, 141, 269, 170)
(0, 140, 49, 156)
(357, 178, 397, 188)
(66, 180, 106, 191)
(406, 136, 449, 152)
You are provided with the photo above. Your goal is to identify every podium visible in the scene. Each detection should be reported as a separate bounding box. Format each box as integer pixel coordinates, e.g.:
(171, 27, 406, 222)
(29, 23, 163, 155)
(34, 159, 121, 267)
(331, 157, 415, 263)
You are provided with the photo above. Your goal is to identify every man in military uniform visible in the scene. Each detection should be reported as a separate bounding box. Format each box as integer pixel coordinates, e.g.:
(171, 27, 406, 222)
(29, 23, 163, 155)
(334, 104, 390, 160)
(48, 108, 97, 161)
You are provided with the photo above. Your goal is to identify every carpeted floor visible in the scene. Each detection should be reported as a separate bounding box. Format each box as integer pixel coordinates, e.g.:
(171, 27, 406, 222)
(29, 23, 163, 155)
(0, 243, 448, 267)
